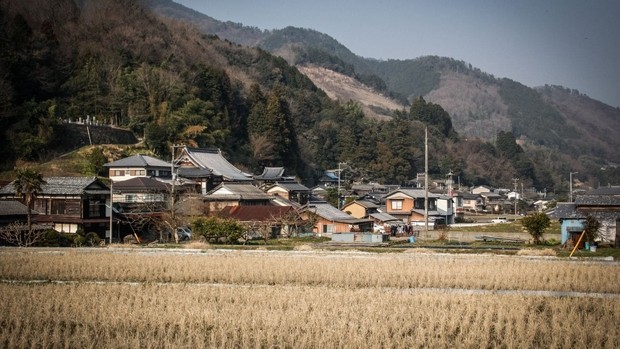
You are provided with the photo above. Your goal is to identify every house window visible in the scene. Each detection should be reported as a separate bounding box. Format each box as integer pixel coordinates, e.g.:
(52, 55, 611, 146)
(322, 224, 335, 233)
(138, 170, 145, 175)
(391, 200, 403, 210)
(89, 201, 101, 217)
(114, 170, 124, 176)
(125, 195, 137, 203)
(51, 200, 66, 214)
(147, 170, 156, 176)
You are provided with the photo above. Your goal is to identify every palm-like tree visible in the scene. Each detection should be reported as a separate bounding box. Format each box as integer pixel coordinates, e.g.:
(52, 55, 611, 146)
(13, 169, 46, 233)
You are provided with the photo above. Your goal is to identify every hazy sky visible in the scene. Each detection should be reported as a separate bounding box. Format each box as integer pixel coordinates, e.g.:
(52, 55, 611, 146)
(174, 0, 620, 107)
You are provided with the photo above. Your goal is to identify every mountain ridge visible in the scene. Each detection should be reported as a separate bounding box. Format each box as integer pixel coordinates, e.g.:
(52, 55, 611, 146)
(150, 0, 619, 165)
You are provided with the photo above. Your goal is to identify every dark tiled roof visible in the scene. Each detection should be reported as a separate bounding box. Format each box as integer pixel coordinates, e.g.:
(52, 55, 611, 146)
(0, 200, 30, 215)
(575, 194, 620, 206)
(268, 182, 310, 192)
(113, 177, 169, 192)
(303, 202, 366, 223)
(345, 200, 379, 209)
(548, 203, 578, 219)
(177, 167, 213, 178)
(183, 148, 252, 181)
(0, 177, 105, 196)
(104, 154, 171, 168)
(254, 167, 285, 180)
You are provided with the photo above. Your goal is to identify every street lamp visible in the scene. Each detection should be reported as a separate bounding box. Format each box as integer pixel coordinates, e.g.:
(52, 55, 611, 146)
(569, 172, 578, 202)
(337, 162, 347, 209)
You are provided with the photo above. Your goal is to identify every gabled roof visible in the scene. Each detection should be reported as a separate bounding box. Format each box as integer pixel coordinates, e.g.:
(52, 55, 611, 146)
(266, 182, 310, 192)
(386, 189, 440, 199)
(368, 212, 400, 223)
(549, 203, 581, 219)
(271, 195, 303, 208)
(205, 182, 272, 201)
(254, 167, 285, 180)
(0, 200, 30, 216)
(342, 200, 379, 210)
(180, 147, 252, 181)
(113, 177, 169, 192)
(0, 177, 107, 196)
(218, 205, 296, 222)
(104, 154, 171, 168)
(303, 202, 371, 224)
(461, 193, 482, 200)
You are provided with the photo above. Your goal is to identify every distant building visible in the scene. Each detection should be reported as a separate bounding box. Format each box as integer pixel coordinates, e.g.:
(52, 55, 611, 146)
(0, 177, 110, 237)
(104, 154, 172, 182)
(175, 147, 252, 194)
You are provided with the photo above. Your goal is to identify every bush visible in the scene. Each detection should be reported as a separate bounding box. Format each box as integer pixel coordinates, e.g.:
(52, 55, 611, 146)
(521, 212, 550, 244)
(38, 230, 77, 247)
(192, 217, 246, 244)
(84, 232, 101, 247)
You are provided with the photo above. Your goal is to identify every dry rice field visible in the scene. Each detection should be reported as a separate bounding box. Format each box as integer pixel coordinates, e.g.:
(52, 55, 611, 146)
(1, 247, 619, 348)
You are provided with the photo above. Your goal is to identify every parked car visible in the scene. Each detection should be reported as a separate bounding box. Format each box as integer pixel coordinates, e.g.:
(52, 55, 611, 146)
(491, 217, 507, 223)
(177, 227, 192, 240)
(166, 227, 192, 241)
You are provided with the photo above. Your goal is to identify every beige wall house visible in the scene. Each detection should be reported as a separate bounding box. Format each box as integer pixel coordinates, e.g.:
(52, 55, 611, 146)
(341, 200, 379, 219)
(300, 202, 373, 235)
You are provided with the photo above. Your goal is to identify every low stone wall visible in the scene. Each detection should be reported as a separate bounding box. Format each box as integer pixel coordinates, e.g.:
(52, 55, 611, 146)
(51, 124, 138, 152)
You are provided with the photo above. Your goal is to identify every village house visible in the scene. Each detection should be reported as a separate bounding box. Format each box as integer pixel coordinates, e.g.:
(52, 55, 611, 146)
(461, 193, 484, 212)
(0, 177, 111, 238)
(265, 182, 311, 205)
(104, 154, 172, 182)
(0, 201, 30, 228)
(341, 200, 379, 219)
(471, 185, 494, 195)
(203, 182, 273, 213)
(218, 205, 303, 238)
(552, 187, 620, 246)
(300, 202, 373, 235)
(253, 167, 296, 188)
(384, 188, 454, 227)
(174, 147, 252, 194)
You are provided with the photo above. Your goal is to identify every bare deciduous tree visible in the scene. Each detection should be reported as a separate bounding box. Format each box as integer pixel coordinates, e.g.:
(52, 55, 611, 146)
(0, 222, 44, 247)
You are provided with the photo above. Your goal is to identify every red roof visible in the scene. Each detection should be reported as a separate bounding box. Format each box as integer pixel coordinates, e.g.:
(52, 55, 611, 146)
(218, 205, 296, 221)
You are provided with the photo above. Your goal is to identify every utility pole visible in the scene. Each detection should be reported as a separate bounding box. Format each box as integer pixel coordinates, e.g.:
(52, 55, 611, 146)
(170, 144, 183, 243)
(570, 172, 578, 202)
(512, 177, 519, 215)
(109, 180, 113, 244)
(424, 127, 429, 234)
(337, 162, 347, 209)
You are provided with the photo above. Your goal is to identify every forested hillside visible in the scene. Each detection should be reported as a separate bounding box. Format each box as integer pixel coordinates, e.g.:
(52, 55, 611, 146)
(2, 0, 618, 192)
(154, 0, 620, 188)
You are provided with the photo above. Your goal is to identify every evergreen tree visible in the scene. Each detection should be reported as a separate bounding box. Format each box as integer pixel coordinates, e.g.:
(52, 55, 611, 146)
(13, 168, 46, 234)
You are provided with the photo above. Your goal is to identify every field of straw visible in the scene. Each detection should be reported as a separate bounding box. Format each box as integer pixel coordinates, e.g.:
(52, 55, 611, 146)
(1, 247, 619, 348)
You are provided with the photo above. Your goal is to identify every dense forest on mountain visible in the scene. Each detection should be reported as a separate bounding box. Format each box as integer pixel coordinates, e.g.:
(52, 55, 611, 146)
(1, 0, 618, 193)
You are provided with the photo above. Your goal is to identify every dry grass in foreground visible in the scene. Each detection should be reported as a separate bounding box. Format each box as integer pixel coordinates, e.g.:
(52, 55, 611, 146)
(0, 248, 618, 348)
(1, 283, 617, 349)
(1, 249, 618, 293)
